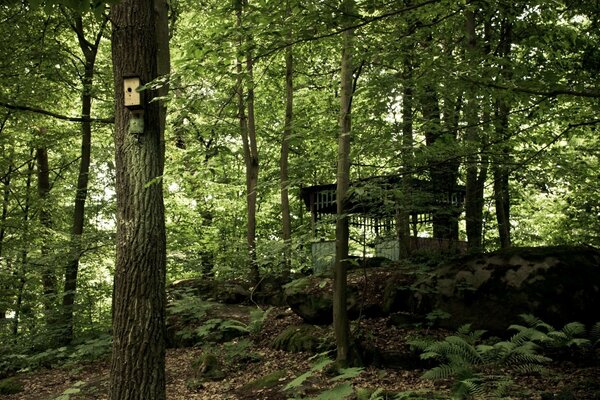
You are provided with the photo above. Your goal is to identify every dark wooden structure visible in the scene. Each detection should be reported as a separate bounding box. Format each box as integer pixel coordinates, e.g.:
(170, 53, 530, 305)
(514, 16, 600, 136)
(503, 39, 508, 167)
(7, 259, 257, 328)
(300, 175, 466, 237)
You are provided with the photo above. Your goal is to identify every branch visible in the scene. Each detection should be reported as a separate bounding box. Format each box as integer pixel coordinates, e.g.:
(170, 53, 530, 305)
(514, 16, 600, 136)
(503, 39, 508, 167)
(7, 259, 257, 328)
(0, 101, 114, 123)
(462, 77, 600, 99)
(255, 0, 445, 61)
(506, 119, 600, 175)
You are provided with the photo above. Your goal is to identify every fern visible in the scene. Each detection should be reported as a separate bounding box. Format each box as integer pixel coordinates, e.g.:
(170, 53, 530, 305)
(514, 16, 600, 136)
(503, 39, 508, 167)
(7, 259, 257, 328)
(518, 313, 554, 331)
(310, 383, 354, 400)
(452, 377, 484, 400)
(590, 321, 600, 346)
(417, 321, 552, 399)
(422, 363, 469, 380)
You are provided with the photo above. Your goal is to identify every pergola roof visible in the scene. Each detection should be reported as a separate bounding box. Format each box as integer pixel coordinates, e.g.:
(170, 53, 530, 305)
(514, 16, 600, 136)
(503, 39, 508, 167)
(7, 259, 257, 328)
(300, 175, 465, 219)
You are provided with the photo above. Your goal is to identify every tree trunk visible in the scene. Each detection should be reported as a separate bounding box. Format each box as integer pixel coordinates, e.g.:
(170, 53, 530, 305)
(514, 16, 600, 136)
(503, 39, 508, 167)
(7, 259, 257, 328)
(0, 163, 11, 321)
(236, 0, 260, 285)
(280, 0, 293, 280)
(421, 84, 459, 241)
(464, 9, 488, 252)
(61, 15, 107, 344)
(493, 15, 512, 249)
(398, 57, 413, 258)
(334, 0, 355, 368)
(35, 146, 57, 326)
(109, 0, 169, 398)
(13, 157, 34, 335)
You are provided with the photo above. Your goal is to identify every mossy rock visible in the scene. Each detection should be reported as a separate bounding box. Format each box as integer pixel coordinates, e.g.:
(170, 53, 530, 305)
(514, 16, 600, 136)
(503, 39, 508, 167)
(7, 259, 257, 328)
(191, 353, 225, 381)
(427, 245, 600, 331)
(0, 377, 23, 395)
(242, 369, 287, 391)
(284, 277, 359, 324)
(272, 324, 332, 353)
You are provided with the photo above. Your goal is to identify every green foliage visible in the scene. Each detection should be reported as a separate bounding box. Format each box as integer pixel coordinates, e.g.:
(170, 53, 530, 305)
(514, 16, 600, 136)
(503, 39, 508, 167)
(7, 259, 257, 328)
(190, 352, 225, 381)
(248, 306, 272, 335)
(52, 381, 85, 400)
(590, 322, 600, 347)
(0, 377, 23, 395)
(284, 353, 364, 399)
(412, 315, 599, 399)
(242, 369, 287, 390)
(411, 322, 551, 399)
(195, 318, 249, 343)
(201, 339, 262, 371)
(310, 383, 354, 400)
(272, 325, 332, 353)
(284, 355, 333, 392)
(167, 288, 212, 324)
(508, 314, 591, 350)
(424, 309, 451, 327)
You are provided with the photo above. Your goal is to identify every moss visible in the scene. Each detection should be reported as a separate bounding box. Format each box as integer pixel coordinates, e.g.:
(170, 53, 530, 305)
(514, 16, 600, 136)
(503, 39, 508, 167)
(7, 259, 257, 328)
(190, 353, 225, 381)
(272, 325, 328, 353)
(242, 369, 287, 390)
(0, 377, 23, 395)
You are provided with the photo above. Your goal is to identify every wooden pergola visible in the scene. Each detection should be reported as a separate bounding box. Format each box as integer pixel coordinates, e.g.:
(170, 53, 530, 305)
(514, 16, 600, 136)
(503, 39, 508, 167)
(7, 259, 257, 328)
(300, 175, 466, 236)
(300, 176, 466, 269)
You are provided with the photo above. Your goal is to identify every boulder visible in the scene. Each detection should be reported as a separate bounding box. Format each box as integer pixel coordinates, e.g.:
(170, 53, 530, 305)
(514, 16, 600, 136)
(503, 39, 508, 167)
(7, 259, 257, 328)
(170, 278, 250, 304)
(283, 276, 360, 324)
(426, 245, 600, 331)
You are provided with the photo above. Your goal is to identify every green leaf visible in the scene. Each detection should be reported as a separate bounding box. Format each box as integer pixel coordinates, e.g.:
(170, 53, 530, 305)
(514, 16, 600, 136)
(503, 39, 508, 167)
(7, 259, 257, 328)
(312, 383, 354, 399)
(284, 370, 312, 390)
(331, 367, 363, 381)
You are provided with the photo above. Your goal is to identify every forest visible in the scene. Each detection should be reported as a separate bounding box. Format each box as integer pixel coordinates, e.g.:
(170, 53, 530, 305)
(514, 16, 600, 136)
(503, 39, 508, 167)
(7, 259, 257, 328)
(0, 0, 599, 399)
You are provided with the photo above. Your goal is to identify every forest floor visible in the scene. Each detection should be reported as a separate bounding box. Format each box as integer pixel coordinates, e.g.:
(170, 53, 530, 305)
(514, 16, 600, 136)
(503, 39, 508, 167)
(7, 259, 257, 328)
(2, 307, 600, 400)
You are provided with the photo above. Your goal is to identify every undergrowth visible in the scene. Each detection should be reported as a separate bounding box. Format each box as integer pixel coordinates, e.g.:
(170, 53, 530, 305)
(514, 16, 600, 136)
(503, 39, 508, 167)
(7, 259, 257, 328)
(409, 314, 597, 399)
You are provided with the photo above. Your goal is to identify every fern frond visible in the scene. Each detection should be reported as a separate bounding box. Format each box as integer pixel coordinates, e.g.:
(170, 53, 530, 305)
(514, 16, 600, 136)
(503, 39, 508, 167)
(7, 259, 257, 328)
(513, 363, 546, 375)
(422, 364, 463, 380)
(445, 336, 484, 364)
(561, 321, 586, 338)
(518, 314, 554, 331)
(456, 324, 473, 337)
(590, 322, 600, 345)
(408, 338, 435, 351)
(451, 376, 484, 400)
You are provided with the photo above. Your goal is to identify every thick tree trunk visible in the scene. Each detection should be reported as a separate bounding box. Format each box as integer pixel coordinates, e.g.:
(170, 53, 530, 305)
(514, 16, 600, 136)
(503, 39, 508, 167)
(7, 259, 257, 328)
(334, 0, 355, 368)
(280, 1, 293, 280)
(464, 9, 488, 252)
(35, 146, 57, 326)
(61, 15, 106, 344)
(109, 0, 169, 398)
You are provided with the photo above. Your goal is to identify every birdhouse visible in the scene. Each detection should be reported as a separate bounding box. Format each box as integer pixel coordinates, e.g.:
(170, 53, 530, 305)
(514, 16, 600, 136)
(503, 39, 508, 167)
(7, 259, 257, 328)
(123, 76, 143, 109)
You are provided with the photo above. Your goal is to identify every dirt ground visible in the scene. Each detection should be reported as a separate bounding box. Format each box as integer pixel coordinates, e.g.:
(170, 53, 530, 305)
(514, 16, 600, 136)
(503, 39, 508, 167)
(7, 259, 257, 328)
(3, 308, 600, 399)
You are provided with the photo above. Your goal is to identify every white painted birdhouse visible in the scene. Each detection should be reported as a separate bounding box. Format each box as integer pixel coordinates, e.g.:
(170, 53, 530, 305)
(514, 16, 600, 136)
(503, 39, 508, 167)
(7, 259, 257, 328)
(123, 77, 143, 109)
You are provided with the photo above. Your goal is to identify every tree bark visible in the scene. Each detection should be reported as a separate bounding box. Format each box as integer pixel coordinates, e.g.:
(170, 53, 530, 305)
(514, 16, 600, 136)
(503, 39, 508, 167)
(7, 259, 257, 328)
(420, 83, 459, 241)
(398, 56, 413, 258)
(280, 0, 293, 281)
(61, 14, 107, 344)
(35, 146, 57, 326)
(236, 0, 260, 285)
(464, 9, 488, 252)
(12, 157, 34, 335)
(109, 0, 169, 398)
(334, 0, 355, 368)
(0, 163, 11, 321)
(493, 15, 512, 249)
